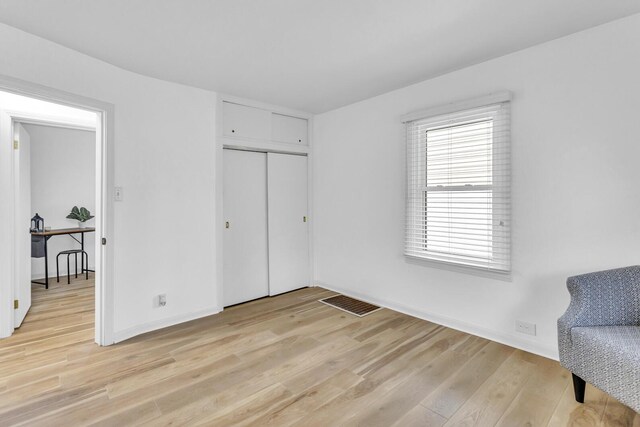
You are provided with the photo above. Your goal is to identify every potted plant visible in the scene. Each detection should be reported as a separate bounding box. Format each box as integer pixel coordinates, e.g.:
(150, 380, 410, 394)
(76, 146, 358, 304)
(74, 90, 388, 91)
(66, 206, 94, 228)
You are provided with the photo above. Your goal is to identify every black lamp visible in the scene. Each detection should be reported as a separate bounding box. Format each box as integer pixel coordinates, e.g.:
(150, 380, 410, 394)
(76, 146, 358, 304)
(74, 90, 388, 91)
(30, 213, 44, 232)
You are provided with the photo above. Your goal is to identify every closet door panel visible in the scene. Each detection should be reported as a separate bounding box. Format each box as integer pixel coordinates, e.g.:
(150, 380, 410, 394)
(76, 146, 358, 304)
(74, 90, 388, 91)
(271, 113, 308, 145)
(267, 153, 309, 295)
(223, 102, 271, 140)
(223, 149, 269, 306)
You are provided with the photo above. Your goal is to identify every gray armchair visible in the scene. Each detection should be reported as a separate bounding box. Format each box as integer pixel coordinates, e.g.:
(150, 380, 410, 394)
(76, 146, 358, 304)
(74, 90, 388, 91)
(558, 266, 640, 412)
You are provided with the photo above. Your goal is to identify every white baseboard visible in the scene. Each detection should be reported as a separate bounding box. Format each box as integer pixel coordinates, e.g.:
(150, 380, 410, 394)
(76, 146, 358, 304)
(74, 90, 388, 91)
(112, 306, 222, 344)
(316, 281, 559, 361)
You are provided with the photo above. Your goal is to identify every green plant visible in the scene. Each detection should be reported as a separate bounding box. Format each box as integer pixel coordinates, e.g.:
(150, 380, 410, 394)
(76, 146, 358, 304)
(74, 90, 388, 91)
(66, 206, 94, 222)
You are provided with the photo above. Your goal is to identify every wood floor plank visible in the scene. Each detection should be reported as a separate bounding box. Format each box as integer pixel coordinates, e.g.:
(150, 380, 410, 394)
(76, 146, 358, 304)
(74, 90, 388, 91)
(0, 275, 636, 425)
(444, 350, 537, 426)
(152, 336, 320, 415)
(547, 381, 609, 427)
(246, 369, 362, 426)
(192, 383, 293, 426)
(0, 376, 61, 410)
(142, 338, 355, 426)
(343, 341, 473, 426)
(392, 404, 448, 427)
(87, 400, 162, 427)
(495, 354, 570, 426)
(601, 396, 640, 427)
(422, 341, 514, 419)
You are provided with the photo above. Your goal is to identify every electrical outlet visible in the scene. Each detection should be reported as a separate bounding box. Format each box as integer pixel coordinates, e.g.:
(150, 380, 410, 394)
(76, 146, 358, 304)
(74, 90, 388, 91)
(114, 186, 123, 201)
(515, 320, 536, 336)
(158, 294, 167, 307)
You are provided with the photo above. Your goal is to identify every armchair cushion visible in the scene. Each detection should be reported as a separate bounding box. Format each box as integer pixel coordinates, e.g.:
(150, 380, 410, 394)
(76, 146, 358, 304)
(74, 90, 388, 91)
(570, 326, 640, 411)
(571, 326, 640, 365)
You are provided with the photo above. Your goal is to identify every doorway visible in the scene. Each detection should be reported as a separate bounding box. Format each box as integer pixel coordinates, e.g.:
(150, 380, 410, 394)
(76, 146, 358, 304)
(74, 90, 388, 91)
(18, 122, 96, 328)
(0, 79, 114, 345)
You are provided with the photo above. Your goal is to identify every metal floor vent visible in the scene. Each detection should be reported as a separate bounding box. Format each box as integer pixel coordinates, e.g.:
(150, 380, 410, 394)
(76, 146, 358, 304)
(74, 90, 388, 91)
(319, 294, 382, 317)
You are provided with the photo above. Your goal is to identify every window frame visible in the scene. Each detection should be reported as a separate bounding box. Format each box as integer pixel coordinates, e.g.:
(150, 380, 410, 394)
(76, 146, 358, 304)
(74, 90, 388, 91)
(404, 93, 511, 273)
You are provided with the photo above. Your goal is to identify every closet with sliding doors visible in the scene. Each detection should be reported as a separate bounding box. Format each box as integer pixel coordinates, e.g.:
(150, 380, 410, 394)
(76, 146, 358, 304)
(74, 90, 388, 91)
(221, 100, 310, 307)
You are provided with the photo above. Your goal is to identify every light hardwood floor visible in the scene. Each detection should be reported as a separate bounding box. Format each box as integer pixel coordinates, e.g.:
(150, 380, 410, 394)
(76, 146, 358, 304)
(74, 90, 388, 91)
(0, 276, 637, 426)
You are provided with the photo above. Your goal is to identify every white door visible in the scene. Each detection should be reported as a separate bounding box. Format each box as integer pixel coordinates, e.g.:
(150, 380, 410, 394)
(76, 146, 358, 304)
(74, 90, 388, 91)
(267, 153, 309, 295)
(14, 123, 31, 327)
(223, 149, 269, 306)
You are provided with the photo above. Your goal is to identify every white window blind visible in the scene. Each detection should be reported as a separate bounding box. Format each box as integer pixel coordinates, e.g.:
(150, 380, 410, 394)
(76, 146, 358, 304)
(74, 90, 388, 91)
(405, 97, 511, 272)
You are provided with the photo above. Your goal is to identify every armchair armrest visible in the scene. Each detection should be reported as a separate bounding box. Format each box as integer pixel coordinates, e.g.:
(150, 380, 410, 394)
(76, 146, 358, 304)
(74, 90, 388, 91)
(558, 266, 640, 362)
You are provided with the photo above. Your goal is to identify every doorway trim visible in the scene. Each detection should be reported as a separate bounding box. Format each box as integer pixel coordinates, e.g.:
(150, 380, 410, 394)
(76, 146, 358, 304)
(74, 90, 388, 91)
(0, 74, 115, 346)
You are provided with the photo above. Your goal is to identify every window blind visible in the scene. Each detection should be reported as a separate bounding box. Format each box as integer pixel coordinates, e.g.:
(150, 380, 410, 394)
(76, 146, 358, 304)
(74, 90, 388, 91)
(405, 99, 511, 272)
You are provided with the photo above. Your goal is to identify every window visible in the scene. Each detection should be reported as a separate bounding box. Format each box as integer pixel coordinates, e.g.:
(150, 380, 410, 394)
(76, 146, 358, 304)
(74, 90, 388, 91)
(404, 94, 511, 271)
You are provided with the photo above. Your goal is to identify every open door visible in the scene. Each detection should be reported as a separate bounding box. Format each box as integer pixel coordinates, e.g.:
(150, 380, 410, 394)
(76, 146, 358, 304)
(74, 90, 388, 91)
(13, 122, 31, 327)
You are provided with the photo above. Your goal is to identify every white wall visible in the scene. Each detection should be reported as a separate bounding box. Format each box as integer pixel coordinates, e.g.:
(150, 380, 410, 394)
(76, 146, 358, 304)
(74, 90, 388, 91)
(26, 124, 96, 279)
(312, 14, 640, 359)
(0, 23, 218, 340)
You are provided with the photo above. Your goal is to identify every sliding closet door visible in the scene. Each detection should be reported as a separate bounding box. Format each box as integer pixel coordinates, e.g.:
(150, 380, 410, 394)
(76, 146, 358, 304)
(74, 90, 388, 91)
(223, 149, 269, 306)
(267, 153, 309, 295)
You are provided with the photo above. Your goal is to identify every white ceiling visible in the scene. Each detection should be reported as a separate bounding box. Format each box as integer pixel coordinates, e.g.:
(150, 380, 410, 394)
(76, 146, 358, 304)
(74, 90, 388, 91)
(1, 1, 639, 113)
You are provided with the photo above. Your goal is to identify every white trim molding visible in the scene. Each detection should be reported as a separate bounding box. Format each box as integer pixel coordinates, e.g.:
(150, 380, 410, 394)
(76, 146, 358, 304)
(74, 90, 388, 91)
(113, 306, 222, 343)
(316, 281, 559, 361)
(401, 91, 512, 123)
(219, 93, 313, 120)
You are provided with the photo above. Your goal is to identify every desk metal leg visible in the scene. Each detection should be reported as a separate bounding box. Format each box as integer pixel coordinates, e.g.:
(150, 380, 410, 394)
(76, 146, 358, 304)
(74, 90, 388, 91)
(81, 233, 84, 274)
(44, 236, 49, 289)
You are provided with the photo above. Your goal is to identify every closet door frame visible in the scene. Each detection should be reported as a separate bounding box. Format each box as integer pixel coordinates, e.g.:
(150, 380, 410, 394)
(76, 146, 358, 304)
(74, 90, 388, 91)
(215, 94, 314, 311)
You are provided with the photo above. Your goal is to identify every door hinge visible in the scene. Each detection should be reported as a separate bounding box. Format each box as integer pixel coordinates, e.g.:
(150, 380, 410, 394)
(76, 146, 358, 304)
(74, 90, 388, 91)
(102, 237, 107, 245)
(13, 140, 19, 150)
(14, 299, 18, 310)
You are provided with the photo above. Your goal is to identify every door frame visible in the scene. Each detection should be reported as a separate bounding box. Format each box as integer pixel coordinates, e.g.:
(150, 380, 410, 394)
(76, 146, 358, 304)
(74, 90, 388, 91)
(0, 74, 115, 346)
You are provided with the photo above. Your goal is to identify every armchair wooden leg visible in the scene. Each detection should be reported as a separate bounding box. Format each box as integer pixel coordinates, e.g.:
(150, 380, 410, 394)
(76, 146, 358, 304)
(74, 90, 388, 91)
(572, 373, 586, 403)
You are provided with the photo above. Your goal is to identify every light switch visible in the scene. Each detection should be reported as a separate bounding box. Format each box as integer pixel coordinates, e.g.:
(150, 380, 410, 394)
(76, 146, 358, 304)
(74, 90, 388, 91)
(114, 187, 123, 201)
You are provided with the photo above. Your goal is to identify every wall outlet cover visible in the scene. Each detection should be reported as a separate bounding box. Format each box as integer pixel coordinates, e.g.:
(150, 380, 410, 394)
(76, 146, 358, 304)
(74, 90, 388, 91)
(516, 320, 536, 336)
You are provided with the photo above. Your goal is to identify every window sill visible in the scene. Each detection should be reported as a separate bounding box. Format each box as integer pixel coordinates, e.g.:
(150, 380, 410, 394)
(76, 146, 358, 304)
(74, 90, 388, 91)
(404, 254, 512, 282)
